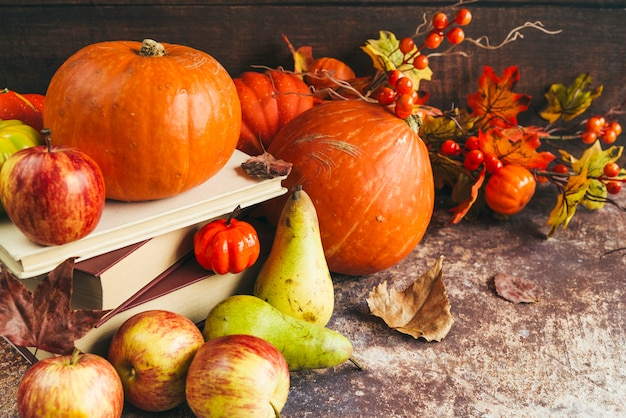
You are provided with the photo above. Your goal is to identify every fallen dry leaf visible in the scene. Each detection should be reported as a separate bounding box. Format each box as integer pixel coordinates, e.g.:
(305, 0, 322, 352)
(366, 256, 453, 342)
(493, 272, 544, 303)
(241, 152, 293, 179)
(0, 259, 110, 355)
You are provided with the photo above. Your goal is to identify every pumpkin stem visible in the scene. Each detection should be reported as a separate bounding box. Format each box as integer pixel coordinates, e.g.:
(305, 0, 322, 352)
(403, 114, 422, 136)
(226, 205, 242, 226)
(139, 39, 166, 57)
(291, 184, 303, 201)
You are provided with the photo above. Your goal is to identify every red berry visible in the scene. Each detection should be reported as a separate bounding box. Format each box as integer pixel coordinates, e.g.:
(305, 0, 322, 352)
(440, 139, 461, 156)
(395, 77, 413, 95)
(432, 12, 449, 30)
(424, 31, 443, 49)
(603, 162, 621, 178)
(610, 121, 622, 136)
(455, 9, 472, 26)
(465, 135, 480, 151)
(464, 149, 484, 171)
(413, 54, 429, 70)
(586, 116, 606, 133)
(484, 154, 503, 174)
(399, 37, 416, 55)
(552, 163, 569, 174)
(581, 131, 597, 144)
(376, 87, 397, 106)
(387, 69, 403, 87)
(446, 27, 465, 45)
(606, 180, 622, 195)
(394, 93, 415, 119)
(602, 129, 617, 144)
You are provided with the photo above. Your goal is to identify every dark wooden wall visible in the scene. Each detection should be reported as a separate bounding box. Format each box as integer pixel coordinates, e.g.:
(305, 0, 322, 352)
(1, 1, 625, 126)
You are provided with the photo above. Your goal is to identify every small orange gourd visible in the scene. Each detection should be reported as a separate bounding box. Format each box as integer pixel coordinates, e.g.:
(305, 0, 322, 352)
(484, 164, 536, 215)
(44, 39, 241, 201)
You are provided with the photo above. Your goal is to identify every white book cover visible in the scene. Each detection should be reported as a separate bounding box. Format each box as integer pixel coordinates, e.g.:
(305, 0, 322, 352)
(0, 150, 286, 278)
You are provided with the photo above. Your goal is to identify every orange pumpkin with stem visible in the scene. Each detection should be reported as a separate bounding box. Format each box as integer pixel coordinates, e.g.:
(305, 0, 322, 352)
(44, 39, 241, 201)
(264, 99, 434, 276)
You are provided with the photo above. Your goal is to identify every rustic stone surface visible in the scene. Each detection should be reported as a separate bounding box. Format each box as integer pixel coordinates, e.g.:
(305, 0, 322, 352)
(2, 185, 625, 417)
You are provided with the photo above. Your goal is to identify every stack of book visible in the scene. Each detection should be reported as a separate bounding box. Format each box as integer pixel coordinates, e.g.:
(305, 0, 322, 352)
(0, 150, 285, 361)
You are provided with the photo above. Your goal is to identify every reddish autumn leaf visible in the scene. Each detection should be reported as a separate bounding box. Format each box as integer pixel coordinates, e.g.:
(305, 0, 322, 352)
(448, 167, 486, 224)
(478, 128, 555, 170)
(494, 272, 544, 303)
(467, 66, 532, 130)
(0, 259, 109, 355)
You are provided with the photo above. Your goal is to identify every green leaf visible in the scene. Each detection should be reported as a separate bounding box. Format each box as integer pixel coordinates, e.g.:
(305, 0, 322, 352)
(547, 166, 591, 237)
(539, 73, 603, 123)
(361, 30, 433, 90)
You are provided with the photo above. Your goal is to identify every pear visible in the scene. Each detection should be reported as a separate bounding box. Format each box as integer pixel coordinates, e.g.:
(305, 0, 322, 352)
(203, 295, 353, 371)
(254, 184, 334, 326)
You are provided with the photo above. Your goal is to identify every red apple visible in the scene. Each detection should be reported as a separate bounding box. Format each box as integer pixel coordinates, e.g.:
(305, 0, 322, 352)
(107, 309, 204, 412)
(186, 334, 290, 418)
(0, 129, 105, 245)
(17, 350, 124, 418)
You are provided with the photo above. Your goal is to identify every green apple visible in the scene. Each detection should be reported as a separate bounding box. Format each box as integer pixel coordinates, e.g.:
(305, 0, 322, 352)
(186, 334, 290, 417)
(107, 309, 204, 412)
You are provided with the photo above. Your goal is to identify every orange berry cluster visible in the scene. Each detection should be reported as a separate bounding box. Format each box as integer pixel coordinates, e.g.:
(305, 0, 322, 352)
(581, 116, 622, 144)
(375, 8, 472, 119)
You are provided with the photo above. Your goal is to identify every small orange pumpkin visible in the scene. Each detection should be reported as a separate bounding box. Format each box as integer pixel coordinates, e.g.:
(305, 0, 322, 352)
(234, 70, 314, 156)
(305, 57, 356, 90)
(264, 99, 434, 276)
(44, 39, 241, 201)
(484, 164, 536, 215)
(193, 211, 261, 275)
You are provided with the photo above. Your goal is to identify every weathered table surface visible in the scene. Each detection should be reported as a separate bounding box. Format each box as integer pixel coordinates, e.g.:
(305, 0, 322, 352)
(2, 184, 625, 417)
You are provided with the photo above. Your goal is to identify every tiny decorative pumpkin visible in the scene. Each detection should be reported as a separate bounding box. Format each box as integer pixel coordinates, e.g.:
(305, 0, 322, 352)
(193, 209, 261, 275)
(44, 39, 241, 201)
(264, 99, 434, 276)
(484, 164, 536, 215)
(234, 70, 314, 156)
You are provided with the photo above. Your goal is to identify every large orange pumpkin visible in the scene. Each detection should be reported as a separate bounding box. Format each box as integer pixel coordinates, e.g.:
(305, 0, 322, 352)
(234, 70, 314, 156)
(44, 39, 241, 201)
(264, 100, 434, 276)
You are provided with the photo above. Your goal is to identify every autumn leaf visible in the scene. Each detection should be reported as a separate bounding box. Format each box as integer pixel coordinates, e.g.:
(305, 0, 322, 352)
(493, 272, 544, 303)
(449, 168, 486, 224)
(0, 259, 110, 355)
(539, 73, 603, 123)
(241, 152, 293, 179)
(478, 127, 556, 170)
(467, 65, 532, 130)
(546, 165, 591, 237)
(548, 141, 625, 235)
(282, 33, 315, 74)
(366, 256, 453, 342)
(419, 109, 475, 145)
(361, 30, 433, 90)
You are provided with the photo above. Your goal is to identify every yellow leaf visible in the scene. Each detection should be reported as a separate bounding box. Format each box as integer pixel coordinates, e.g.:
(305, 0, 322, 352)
(360, 30, 432, 90)
(366, 256, 453, 342)
(546, 166, 591, 237)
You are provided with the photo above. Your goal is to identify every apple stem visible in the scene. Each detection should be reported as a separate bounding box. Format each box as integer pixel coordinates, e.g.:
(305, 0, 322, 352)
(70, 348, 81, 365)
(41, 128, 52, 152)
(348, 356, 364, 371)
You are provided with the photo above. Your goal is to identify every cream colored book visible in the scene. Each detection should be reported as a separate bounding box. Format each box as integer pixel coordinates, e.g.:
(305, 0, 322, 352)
(0, 150, 286, 279)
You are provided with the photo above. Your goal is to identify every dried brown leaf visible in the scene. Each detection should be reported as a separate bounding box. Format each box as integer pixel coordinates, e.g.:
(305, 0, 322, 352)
(494, 272, 544, 303)
(366, 256, 453, 342)
(0, 259, 110, 355)
(241, 152, 293, 179)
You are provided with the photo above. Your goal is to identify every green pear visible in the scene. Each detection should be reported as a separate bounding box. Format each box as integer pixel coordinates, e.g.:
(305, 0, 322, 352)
(203, 295, 353, 371)
(254, 185, 334, 326)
